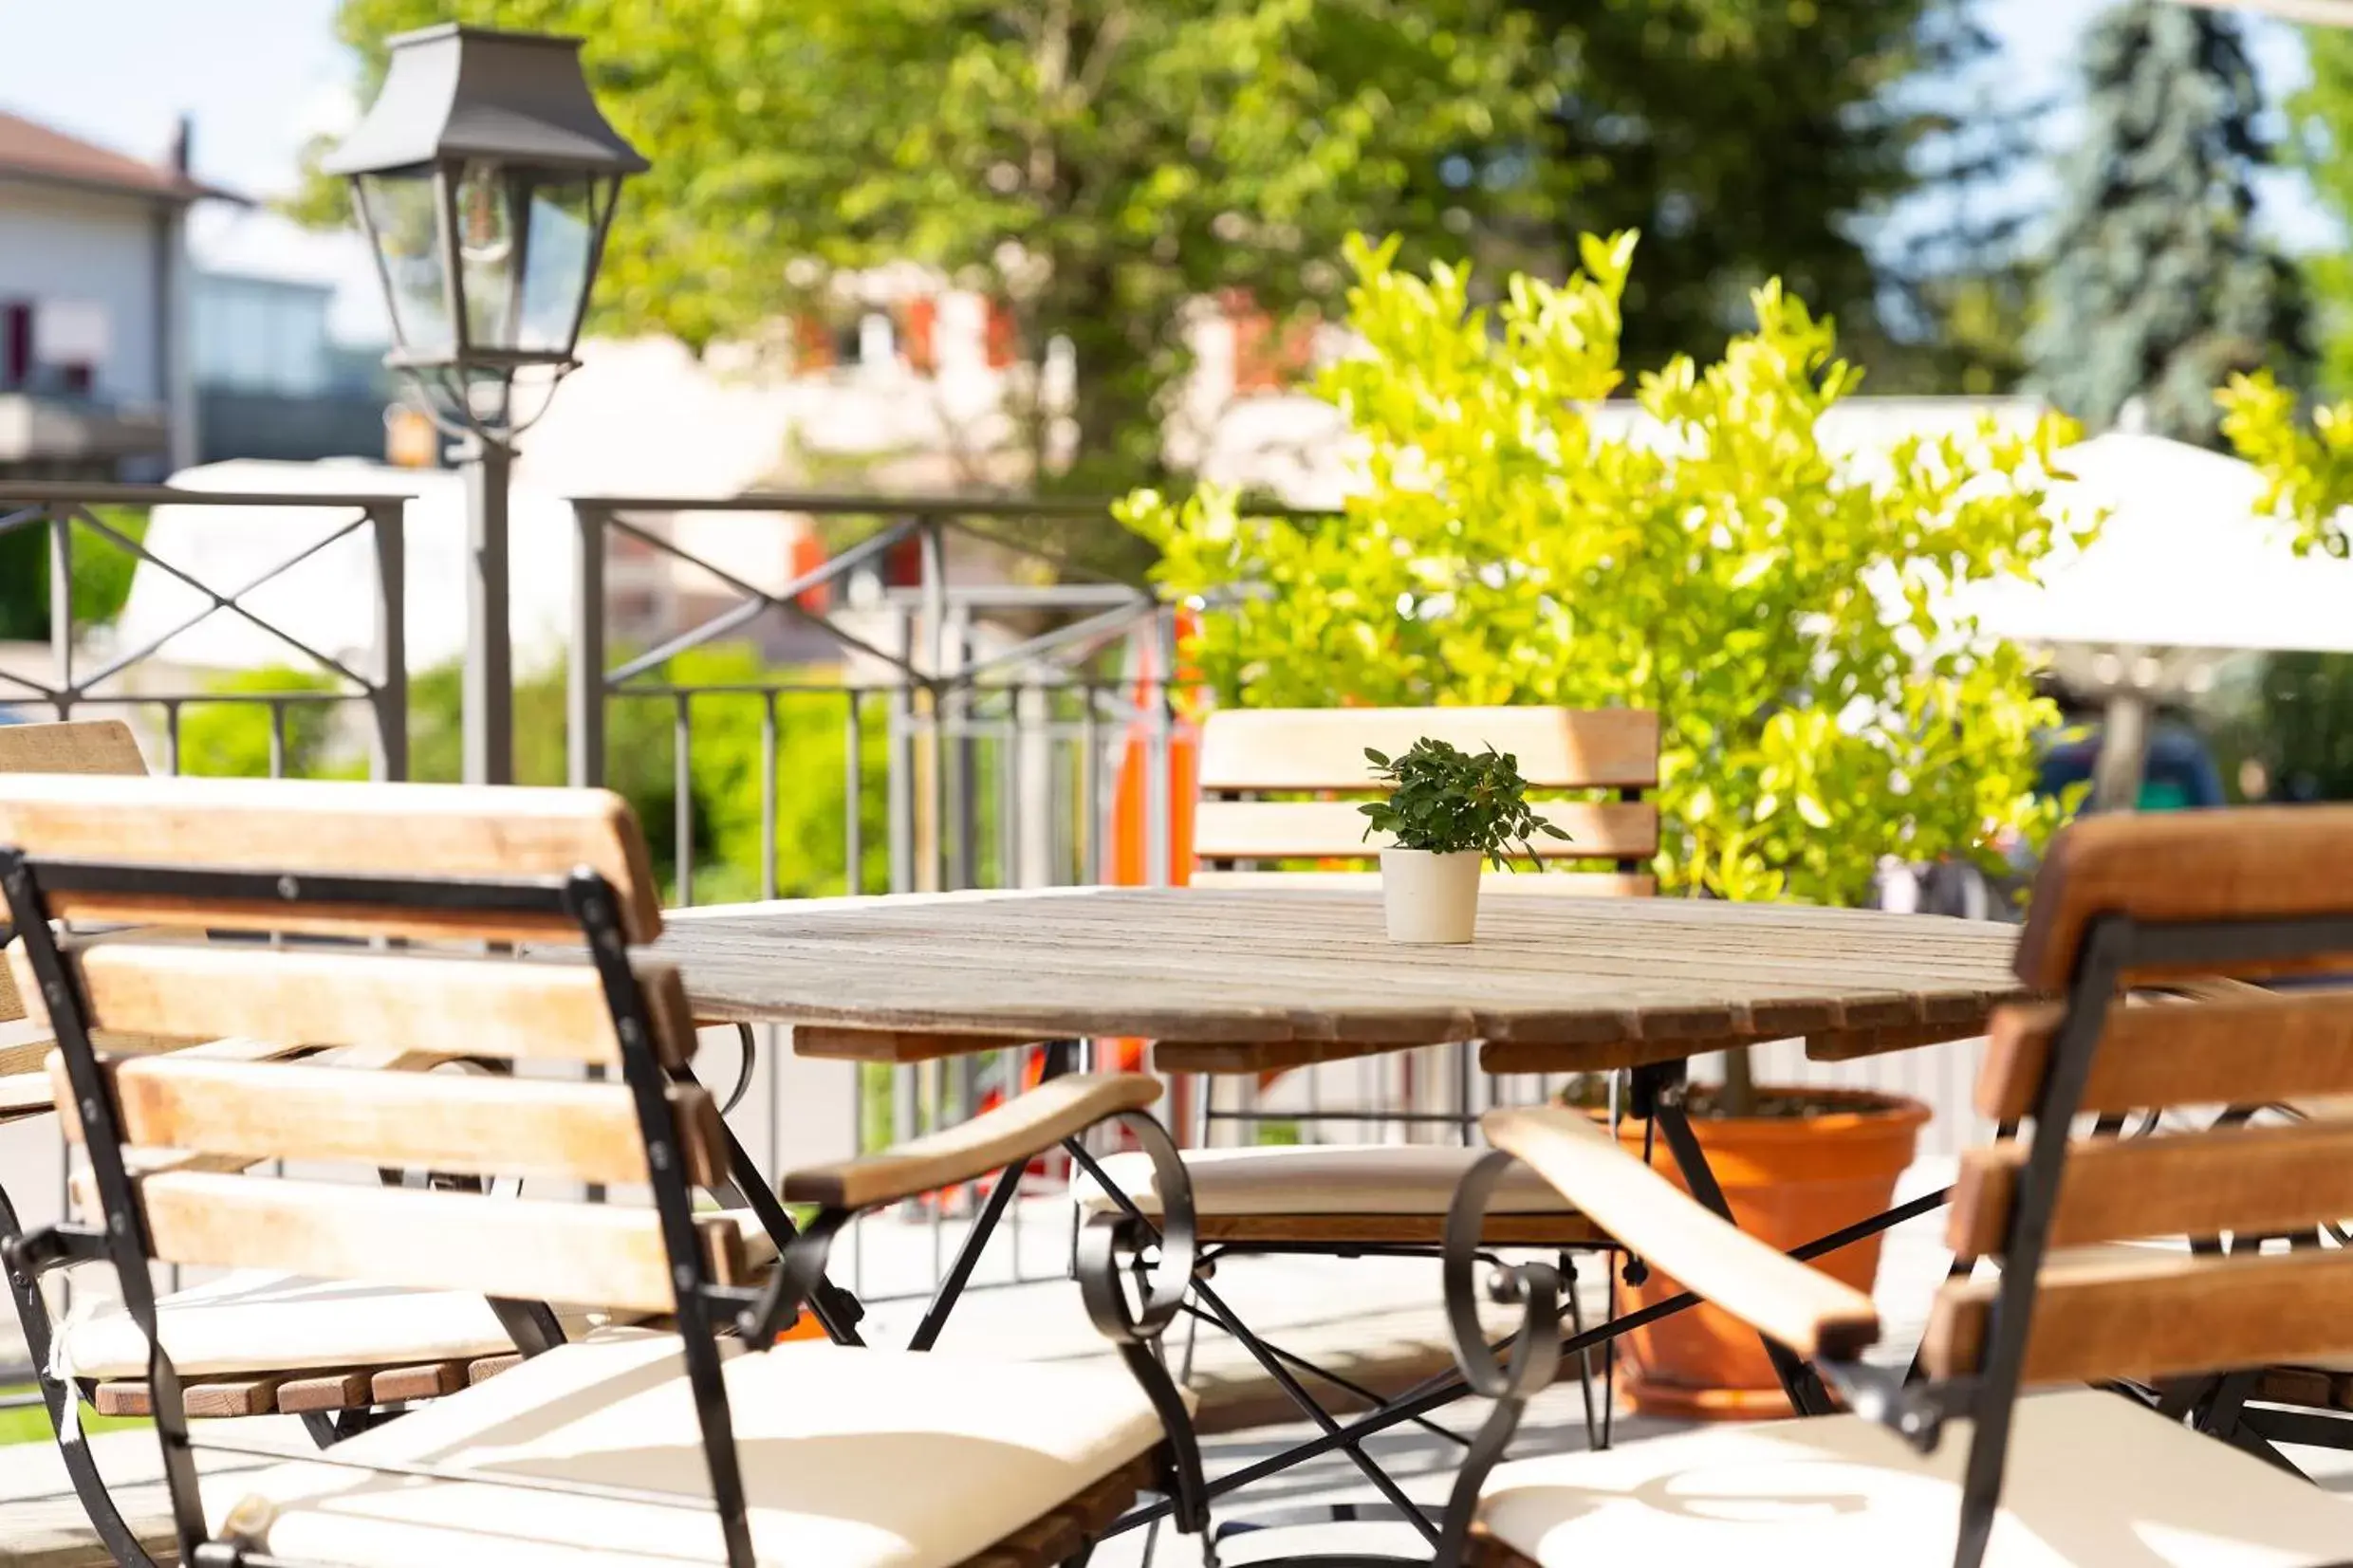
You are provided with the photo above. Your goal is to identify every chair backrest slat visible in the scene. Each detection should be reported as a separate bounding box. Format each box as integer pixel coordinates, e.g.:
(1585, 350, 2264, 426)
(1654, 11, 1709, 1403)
(2013, 804, 2353, 988)
(1946, 1118, 2353, 1259)
(0, 774, 662, 944)
(50, 1054, 729, 1189)
(1197, 707, 1659, 792)
(1927, 807, 2353, 1392)
(1193, 798, 1657, 861)
(0, 719, 148, 779)
(1187, 869, 1653, 897)
(1976, 993, 2353, 1121)
(127, 1171, 750, 1316)
(12, 942, 697, 1068)
(0, 720, 149, 1025)
(1927, 1247, 2353, 1385)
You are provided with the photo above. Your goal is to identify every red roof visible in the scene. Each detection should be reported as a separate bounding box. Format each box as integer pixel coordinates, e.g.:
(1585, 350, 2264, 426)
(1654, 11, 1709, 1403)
(0, 110, 227, 203)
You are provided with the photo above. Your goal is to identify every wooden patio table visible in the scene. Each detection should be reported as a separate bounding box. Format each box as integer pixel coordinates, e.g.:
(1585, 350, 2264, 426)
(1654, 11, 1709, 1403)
(659, 884, 2026, 1426)
(656, 885, 2029, 1075)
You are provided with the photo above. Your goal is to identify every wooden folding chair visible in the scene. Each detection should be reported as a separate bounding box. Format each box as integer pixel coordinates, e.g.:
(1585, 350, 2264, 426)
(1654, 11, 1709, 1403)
(1432, 805, 2353, 1568)
(1073, 706, 1651, 1553)
(0, 737, 818, 1566)
(0, 774, 1211, 1568)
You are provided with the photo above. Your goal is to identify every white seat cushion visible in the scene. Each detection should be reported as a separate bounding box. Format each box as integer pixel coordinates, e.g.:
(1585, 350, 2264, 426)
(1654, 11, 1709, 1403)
(62, 1212, 776, 1380)
(1476, 1388, 2353, 1567)
(1074, 1144, 1580, 1217)
(60, 1271, 631, 1380)
(207, 1328, 1167, 1568)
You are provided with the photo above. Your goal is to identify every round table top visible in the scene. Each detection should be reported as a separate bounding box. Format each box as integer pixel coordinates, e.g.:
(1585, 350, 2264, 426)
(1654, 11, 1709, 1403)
(655, 886, 2027, 1057)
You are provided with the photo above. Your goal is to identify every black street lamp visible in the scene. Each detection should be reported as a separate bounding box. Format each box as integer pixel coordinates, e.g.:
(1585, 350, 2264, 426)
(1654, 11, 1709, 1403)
(326, 25, 646, 784)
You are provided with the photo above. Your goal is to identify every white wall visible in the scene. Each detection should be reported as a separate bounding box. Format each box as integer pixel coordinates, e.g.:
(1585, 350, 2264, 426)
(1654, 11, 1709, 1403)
(0, 181, 167, 407)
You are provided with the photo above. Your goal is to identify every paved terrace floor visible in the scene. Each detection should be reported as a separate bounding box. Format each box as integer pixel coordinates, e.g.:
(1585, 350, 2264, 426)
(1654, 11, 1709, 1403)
(7, 1163, 2352, 1564)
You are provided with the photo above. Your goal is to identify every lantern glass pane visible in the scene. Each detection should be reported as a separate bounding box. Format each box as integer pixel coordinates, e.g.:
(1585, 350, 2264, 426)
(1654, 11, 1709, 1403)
(453, 160, 519, 352)
(357, 172, 451, 356)
(517, 174, 600, 353)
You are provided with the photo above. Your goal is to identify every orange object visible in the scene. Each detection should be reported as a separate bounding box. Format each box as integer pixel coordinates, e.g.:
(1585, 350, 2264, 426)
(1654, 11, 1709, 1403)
(899, 295, 938, 375)
(984, 299, 1020, 370)
(1223, 289, 1318, 394)
(775, 1312, 831, 1343)
(788, 529, 830, 615)
(1607, 1088, 1929, 1419)
(792, 312, 835, 372)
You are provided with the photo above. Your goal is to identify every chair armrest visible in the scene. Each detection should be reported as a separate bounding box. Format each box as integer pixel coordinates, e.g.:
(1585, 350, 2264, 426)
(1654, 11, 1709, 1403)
(1483, 1105, 1881, 1358)
(783, 1073, 1163, 1210)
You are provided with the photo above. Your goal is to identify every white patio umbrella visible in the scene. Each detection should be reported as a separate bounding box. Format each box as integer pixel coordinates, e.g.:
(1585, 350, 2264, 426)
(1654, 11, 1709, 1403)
(1960, 431, 2353, 657)
(1950, 430, 2353, 804)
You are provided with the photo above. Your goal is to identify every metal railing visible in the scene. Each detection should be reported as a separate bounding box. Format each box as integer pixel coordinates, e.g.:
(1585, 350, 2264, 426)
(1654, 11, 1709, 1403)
(0, 479, 1990, 1355)
(0, 482, 408, 778)
(566, 493, 1180, 1305)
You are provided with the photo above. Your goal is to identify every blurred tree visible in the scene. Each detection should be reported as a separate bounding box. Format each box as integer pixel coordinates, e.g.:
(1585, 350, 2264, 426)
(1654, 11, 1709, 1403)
(311, 0, 1550, 563)
(2292, 25, 2353, 396)
(1525, 0, 2041, 390)
(2256, 652, 2353, 802)
(2031, 0, 2308, 445)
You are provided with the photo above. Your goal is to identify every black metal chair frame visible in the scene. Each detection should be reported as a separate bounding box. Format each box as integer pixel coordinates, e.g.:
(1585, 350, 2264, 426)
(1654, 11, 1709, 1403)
(1431, 904, 2353, 1568)
(1064, 1050, 1947, 1565)
(0, 849, 1213, 1568)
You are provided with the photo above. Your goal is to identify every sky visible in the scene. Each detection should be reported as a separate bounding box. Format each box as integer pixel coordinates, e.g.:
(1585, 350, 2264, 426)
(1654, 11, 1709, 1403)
(0, 0, 390, 341)
(0, 0, 2340, 349)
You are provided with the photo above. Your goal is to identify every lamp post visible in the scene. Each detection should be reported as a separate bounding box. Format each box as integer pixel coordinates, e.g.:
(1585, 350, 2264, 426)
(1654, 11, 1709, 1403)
(326, 25, 646, 784)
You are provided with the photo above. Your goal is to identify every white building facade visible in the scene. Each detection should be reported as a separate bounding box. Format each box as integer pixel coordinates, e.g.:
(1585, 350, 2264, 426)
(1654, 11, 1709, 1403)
(0, 110, 221, 478)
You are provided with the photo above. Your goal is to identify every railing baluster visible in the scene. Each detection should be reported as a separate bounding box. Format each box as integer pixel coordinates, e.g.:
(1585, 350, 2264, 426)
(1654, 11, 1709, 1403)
(46, 506, 71, 718)
(999, 684, 1020, 889)
(566, 502, 607, 789)
(888, 603, 916, 895)
(674, 691, 694, 907)
(759, 692, 779, 903)
(1144, 611, 1174, 887)
(843, 691, 863, 895)
(1079, 680, 1101, 884)
(369, 500, 408, 782)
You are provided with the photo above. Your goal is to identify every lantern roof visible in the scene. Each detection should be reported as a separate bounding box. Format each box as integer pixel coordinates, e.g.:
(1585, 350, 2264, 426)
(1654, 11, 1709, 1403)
(323, 25, 648, 177)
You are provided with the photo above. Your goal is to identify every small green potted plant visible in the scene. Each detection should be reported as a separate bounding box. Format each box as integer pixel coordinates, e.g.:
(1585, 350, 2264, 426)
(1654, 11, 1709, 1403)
(1359, 738, 1568, 943)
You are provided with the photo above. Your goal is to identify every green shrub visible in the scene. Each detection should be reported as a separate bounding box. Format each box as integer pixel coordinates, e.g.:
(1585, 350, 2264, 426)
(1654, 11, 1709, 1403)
(1122, 231, 2084, 909)
(176, 665, 363, 781)
(0, 506, 153, 641)
(185, 643, 886, 904)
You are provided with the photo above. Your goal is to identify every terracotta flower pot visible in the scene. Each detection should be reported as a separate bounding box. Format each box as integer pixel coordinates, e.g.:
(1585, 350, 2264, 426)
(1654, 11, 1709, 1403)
(1607, 1086, 1930, 1419)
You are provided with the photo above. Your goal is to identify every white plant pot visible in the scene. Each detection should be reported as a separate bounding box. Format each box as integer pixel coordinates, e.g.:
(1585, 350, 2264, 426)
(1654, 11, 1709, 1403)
(1380, 848, 1482, 944)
